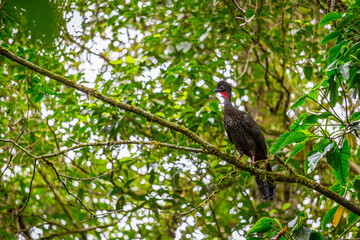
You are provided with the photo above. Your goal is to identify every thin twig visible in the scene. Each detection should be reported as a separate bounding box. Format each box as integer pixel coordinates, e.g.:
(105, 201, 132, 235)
(208, 196, 225, 240)
(236, 46, 253, 80)
(0, 129, 26, 179)
(39, 220, 121, 240)
(339, 217, 360, 238)
(231, 0, 245, 13)
(46, 158, 96, 219)
(0, 0, 8, 11)
(38, 169, 82, 228)
(319, 89, 344, 123)
(307, 95, 344, 124)
(63, 30, 110, 63)
(60, 167, 117, 181)
(177, 170, 237, 218)
(330, 0, 336, 12)
(0, 139, 206, 161)
(9, 159, 37, 226)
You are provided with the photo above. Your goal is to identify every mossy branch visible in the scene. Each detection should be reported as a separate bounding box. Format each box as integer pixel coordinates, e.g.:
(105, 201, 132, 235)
(1, 46, 359, 216)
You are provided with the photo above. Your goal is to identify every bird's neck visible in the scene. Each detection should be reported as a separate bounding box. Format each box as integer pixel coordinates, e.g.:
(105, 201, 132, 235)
(224, 92, 234, 110)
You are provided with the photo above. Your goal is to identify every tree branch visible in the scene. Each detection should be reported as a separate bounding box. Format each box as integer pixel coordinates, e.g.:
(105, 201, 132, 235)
(0, 139, 206, 160)
(1, 46, 360, 217)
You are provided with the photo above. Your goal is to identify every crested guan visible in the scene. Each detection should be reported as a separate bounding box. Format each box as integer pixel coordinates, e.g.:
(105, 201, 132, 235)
(213, 81, 275, 201)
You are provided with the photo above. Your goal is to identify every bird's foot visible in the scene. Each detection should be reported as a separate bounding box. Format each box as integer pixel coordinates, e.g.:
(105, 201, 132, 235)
(250, 156, 255, 166)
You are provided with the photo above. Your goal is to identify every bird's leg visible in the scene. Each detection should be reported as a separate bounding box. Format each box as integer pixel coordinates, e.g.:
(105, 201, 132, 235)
(250, 156, 255, 166)
(237, 154, 243, 160)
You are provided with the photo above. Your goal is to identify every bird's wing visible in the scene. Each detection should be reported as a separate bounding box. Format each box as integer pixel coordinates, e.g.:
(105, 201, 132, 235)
(240, 113, 267, 155)
(224, 124, 235, 144)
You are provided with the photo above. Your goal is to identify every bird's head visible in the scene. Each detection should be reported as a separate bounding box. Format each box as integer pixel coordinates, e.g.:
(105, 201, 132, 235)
(213, 81, 232, 99)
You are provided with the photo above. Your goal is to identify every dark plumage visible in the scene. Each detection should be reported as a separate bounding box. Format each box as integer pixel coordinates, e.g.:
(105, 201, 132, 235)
(213, 81, 275, 201)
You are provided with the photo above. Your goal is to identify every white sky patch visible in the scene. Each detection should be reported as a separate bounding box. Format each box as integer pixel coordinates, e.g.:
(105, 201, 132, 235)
(30, 228, 44, 239)
(14, 165, 22, 174)
(66, 11, 83, 37)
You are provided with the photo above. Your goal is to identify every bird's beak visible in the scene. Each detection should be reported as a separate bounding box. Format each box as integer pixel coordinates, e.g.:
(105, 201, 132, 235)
(213, 88, 221, 93)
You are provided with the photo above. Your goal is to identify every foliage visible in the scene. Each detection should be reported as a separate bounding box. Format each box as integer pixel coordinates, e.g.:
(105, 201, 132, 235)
(0, 0, 360, 239)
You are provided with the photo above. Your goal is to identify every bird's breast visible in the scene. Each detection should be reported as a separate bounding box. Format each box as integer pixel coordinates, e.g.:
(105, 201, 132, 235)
(224, 113, 241, 127)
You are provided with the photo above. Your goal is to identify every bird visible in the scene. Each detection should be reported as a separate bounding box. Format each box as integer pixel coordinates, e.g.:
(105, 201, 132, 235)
(213, 80, 275, 201)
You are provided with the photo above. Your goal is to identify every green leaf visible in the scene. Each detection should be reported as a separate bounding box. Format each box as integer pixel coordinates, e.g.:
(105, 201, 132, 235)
(318, 112, 333, 119)
(336, 12, 354, 30)
(149, 169, 155, 184)
(339, 61, 351, 81)
(310, 231, 324, 240)
(347, 42, 360, 57)
(290, 113, 308, 131)
(247, 217, 273, 234)
(288, 216, 298, 228)
(109, 59, 123, 65)
(165, 73, 176, 84)
(271, 131, 308, 155)
(307, 143, 334, 172)
(304, 65, 313, 80)
(286, 143, 305, 164)
(348, 67, 360, 90)
(293, 226, 312, 240)
(348, 212, 360, 225)
(270, 132, 290, 154)
(308, 84, 320, 100)
(45, 87, 57, 95)
(356, 146, 360, 160)
(332, 139, 350, 186)
(328, 77, 339, 108)
(108, 186, 124, 197)
(306, 152, 321, 173)
(35, 92, 44, 102)
(303, 115, 318, 125)
(330, 182, 343, 193)
(209, 101, 219, 112)
(284, 132, 308, 145)
(14, 74, 26, 80)
(125, 55, 136, 63)
(283, 202, 291, 210)
(319, 12, 342, 27)
(321, 31, 341, 45)
(78, 126, 88, 135)
(353, 176, 360, 192)
(321, 205, 338, 231)
(329, 41, 346, 63)
(152, 99, 165, 105)
(349, 112, 360, 121)
(326, 143, 340, 171)
(291, 95, 307, 110)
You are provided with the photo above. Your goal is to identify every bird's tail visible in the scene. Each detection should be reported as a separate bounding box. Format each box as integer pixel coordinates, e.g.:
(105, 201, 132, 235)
(255, 163, 275, 201)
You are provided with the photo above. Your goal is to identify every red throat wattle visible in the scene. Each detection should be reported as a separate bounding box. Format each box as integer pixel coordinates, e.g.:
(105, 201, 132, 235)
(220, 92, 228, 99)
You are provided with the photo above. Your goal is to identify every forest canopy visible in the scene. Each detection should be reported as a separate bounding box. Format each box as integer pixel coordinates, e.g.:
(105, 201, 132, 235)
(1, 0, 360, 239)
